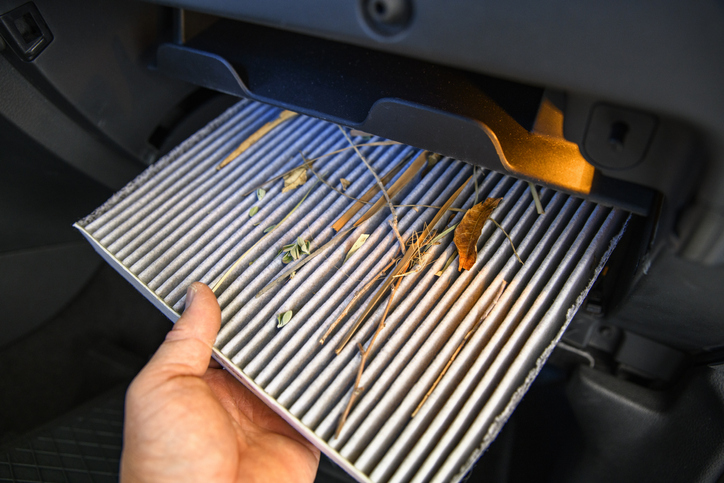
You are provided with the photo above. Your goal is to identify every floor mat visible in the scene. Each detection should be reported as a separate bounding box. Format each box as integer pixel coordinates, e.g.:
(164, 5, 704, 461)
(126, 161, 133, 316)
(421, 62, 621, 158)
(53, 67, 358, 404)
(0, 386, 125, 483)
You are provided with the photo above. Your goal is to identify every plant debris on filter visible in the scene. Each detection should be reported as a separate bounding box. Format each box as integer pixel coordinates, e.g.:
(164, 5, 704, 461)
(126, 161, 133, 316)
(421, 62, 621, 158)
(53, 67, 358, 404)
(282, 166, 308, 193)
(277, 310, 293, 328)
(280, 238, 312, 264)
(343, 234, 369, 264)
(217, 109, 298, 170)
(333, 176, 472, 438)
(412, 279, 507, 417)
(454, 198, 503, 271)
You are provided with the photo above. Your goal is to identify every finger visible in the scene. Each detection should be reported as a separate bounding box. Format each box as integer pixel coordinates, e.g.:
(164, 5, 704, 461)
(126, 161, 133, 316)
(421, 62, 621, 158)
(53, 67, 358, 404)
(146, 282, 221, 378)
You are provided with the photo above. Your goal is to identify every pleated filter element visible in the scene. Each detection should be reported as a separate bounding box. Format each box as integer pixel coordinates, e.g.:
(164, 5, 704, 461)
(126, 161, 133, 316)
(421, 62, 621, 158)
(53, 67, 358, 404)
(75, 99, 629, 483)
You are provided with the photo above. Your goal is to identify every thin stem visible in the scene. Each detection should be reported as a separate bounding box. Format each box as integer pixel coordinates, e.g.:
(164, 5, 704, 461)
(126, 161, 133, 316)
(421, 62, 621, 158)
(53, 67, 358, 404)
(490, 218, 524, 265)
(335, 276, 402, 439)
(412, 280, 507, 417)
(339, 125, 405, 254)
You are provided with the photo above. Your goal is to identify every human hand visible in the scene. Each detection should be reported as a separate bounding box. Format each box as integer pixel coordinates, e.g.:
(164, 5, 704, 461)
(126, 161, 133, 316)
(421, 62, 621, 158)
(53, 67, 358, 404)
(120, 282, 320, 483)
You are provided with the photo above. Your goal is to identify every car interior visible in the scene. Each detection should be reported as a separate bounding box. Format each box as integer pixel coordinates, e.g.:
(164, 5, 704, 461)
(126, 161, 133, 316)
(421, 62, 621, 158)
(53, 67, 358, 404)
(1, 1, 723, 482)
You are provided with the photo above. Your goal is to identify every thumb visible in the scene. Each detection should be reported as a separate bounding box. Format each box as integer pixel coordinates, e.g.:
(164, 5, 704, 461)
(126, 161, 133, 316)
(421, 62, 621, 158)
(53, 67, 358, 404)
(145, 282, 221, 377)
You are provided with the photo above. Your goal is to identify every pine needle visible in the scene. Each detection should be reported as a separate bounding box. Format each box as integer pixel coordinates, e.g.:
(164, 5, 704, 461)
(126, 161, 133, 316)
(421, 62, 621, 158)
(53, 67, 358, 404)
(489, 218, 524, 265)
(339, 125, 405, 254)
(217, 110, 298, 170)
(412, 279, 507, 417)
(435, 251, 458, 276)
(335, 175, 472, 353)
(335, 275, 403, 439)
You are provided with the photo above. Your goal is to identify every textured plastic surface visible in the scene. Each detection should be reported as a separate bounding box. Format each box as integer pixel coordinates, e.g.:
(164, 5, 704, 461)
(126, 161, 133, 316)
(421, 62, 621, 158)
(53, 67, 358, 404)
(0, 387, 125, 483)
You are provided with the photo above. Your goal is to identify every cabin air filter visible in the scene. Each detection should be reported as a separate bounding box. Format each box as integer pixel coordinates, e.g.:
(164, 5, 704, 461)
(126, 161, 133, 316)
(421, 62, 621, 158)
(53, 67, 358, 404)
(75, 99, 628, 483)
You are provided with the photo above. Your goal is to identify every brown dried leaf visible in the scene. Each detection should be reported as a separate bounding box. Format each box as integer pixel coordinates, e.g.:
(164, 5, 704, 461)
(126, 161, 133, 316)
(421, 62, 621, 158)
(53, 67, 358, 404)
(282, 166, 307, 192)
(454, 198, 502, 271)
(340, 178, 351, 191)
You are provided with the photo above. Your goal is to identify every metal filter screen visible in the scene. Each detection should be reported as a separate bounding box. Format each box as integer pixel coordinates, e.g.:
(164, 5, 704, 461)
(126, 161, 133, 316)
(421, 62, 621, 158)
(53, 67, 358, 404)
(76, 100, 628, 483)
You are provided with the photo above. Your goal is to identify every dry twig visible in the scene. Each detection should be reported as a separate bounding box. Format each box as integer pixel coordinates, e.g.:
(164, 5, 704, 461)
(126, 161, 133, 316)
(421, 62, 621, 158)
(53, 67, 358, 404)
(242, 141, 399, 197)
(331, 156, 408, 231)
(303, 154, 362, 204)
(335, 176, 472, 353)
(335, 275, 403, 439)
(319, 258, 397, 345)
(489, 219, 524, 265)
(217, 110, 298, 170)
(255, 226, 355, 298)
(340, 126, 405, 254)
(412, 279, 507, 417)
(351, 151, 427, 229)
(528, 181, 545, 215)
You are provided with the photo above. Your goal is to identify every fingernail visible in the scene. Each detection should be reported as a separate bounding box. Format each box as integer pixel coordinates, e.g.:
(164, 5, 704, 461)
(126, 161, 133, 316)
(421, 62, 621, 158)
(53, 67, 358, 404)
(185, 284, 198, 310)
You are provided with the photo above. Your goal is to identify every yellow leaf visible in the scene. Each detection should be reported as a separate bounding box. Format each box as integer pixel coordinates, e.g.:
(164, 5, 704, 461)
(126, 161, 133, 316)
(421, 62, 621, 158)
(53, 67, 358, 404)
(343, 234, 369, 264)
(282, 166, 307, 192)
(454, 198, 502, 271)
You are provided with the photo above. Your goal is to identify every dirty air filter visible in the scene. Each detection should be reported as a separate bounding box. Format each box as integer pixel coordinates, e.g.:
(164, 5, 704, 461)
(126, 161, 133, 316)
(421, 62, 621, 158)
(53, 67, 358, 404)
(75, 99, 628, 483)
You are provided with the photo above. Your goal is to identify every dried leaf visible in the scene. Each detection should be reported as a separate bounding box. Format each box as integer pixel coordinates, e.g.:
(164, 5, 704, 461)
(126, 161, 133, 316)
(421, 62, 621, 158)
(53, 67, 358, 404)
(257, 188, 266, 201)
(282, 253, 294, 264)
(454, 198, 502, 271)
(277, 310, 293, 328)
(340, 178, 351, 191)
(211, 180, 319, 294)
(282, 166, 307, 193)
(249, 206, 259, 217)
(343, 234, 369, 264)
(423, 152, 443, 177)
(300, 240, 311, 255)
(263, 224, 276, 233)
(349, 129, 372, 138)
